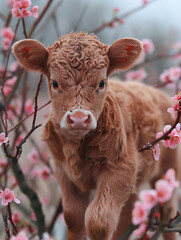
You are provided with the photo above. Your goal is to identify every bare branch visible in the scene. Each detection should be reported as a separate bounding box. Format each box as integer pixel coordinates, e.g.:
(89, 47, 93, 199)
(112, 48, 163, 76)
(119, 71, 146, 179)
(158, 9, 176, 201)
(89, 0, 158, 34)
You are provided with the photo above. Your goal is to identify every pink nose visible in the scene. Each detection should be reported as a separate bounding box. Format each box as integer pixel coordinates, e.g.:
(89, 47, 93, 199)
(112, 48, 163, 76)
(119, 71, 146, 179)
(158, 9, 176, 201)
(67, 112, 91, 129)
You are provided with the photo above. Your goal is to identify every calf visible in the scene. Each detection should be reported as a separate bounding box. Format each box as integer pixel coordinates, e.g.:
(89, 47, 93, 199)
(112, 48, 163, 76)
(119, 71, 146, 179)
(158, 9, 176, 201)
(12, 32, 179, 240)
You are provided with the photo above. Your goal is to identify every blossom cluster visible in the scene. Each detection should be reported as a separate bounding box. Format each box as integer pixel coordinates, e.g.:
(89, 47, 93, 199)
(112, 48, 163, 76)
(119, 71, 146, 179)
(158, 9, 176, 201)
(156, 123, 181, 149)
(0, 132, 9, 146)
(0, 27, 14, 50)
(9, 0, 39, 18)
(0, 188, 20, 206)
(160, 66, 181, 88)
(132, 168, 179, 237)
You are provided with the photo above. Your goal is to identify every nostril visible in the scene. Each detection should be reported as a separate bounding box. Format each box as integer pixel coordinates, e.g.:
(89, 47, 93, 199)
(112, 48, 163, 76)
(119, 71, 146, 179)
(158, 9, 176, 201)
(67, 115, 74, 124)
(84, 114, 91, 124)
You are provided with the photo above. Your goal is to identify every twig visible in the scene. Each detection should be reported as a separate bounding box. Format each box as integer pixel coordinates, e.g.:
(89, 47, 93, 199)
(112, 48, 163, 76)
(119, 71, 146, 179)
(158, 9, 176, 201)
(9, 158, 45, 238)
(8, 203, 18, 235)
(33, 0, 64, 38)
(8, 100, 51, 134)
(139, 111, 181, 152)
(89, 0, 158, 34)
(27, 0, 54, 38)
(73, 0, 91, 31)
(32, 74, 43, 128)
(21, 18, 28, 38)
(2, 208, 11, 240)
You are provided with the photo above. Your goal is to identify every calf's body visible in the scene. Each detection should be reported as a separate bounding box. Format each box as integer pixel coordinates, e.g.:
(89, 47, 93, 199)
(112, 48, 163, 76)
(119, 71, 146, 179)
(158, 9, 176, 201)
(12, 32, 179, 240)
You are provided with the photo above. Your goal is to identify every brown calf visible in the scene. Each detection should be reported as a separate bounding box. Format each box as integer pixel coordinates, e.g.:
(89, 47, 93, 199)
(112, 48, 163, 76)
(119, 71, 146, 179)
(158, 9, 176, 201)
(12, 32, 179, 240)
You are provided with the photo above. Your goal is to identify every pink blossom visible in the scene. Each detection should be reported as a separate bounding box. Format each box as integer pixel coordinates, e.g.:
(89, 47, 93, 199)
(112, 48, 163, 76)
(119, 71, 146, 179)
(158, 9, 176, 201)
(9, 61, 19, 72)
(11, 0, 39, 19)
(11, 8, 22, 18)
(21, 0, 31, 9)
(132, 201, 148, 225)
(169, 66, 181, 81)
(10, 231, 28, 240)
(30, 212, 36, 221)
(31, 6, 39, 18)
(2, 38, 11, 50)
(139, 189, 158, 210)
(3, 76, 17, 96)
(141, 39, 155, 54)
(133, 222, 146, 237)
(39, 166, 51, 181)
(152, 144, 160, 161)
(169, 128, 181, 149)
(27, 148, 40, 163)
(24, 99, 34, 115)
(165, 168, 180, 188)
(0, 188, 20, 206)
(21, 9, 32, 17)
(113, 7, 120, 13)
(173, 42, 181, 51)
(12, 212, 22, 224)
(167, 93, 181, 113)
(125, 68, 147, 81)
(1, 27, 14, 40)
(0, 132, 9, 146)
(155, 179, 173, 203)
(0, 159, 7, 167)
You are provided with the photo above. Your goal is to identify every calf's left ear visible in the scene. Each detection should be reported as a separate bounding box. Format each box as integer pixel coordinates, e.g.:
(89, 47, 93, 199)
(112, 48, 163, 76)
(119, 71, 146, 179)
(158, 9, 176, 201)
(107, 38, 142, 76)
(12, 39, 48, 74)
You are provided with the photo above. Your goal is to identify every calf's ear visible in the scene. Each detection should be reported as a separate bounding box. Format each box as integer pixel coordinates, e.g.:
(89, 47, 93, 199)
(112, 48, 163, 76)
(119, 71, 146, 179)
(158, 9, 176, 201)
(107, 38, 142, 76)
(12, 39, 48, 74)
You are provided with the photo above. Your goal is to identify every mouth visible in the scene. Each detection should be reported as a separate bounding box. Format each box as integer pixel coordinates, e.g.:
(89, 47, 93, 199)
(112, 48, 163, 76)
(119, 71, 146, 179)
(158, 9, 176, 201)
(64, 129, 90, 136)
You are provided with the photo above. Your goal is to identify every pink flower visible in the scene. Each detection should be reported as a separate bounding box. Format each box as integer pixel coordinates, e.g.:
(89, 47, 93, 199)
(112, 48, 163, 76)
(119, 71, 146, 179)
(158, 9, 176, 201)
(0, 188, 20, 206)
(165, 168, 180, 188)
(113, 7, 120, 13)
(169, 66, 181, 81)
(39, 166, 51, 181)
(31, 6, 39, 18)
(173, 42, 181, 51)
(169, 128, 181, 149)
(141, 39, 155, 54)
(152, 144, 160, 161)
(21, 0, 31, 9)
(12, 212, 22, 224)
(2, 38, 11, 50)
(133, 223, 146, 237)
(24, 99, 34, 115)
(109, 21, 117, 28)
(30, 212, 36, 221)
(167, 93, 181, 113)
(139, 189, 158, 210)
(21, 9, 32, 17)
(155, 179, 173, 203)
(27, 148, 40, 163)
(11, 231, 28, 240)
(125, 68, 147, 81)
(0, 159, 7, 167)
(0, 132, 9, 146)
(9, 61, 19, 72)
(11, 7, 22, 18)
(3, 76, 17, 96)
(156, 125, 171, 148)
(132, 201, 148, 225)
(1, 27, 14, 40)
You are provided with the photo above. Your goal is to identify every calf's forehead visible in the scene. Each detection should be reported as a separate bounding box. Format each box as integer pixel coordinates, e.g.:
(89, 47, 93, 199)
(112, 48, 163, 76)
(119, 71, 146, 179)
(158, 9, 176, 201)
(47, 32, 110, 72)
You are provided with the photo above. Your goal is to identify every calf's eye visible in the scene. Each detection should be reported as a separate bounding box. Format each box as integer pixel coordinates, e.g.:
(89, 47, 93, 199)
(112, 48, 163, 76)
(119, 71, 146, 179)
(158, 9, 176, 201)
(99, 80, 105, 89)
(52, 80, 58, 89)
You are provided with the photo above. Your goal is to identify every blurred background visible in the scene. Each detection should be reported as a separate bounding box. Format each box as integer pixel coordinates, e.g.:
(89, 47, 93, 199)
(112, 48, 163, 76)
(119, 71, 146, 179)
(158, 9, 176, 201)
(0, 0, 181, 239)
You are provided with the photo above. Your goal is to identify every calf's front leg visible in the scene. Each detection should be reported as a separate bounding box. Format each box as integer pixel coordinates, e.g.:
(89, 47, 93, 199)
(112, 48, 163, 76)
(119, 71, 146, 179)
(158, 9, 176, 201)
(55, 167, 90, 240)
(85, 166, 136, 240)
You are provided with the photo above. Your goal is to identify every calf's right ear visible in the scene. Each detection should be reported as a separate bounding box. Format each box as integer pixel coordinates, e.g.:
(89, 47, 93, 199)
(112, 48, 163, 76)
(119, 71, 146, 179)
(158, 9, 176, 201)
(12, 39, 48, 74)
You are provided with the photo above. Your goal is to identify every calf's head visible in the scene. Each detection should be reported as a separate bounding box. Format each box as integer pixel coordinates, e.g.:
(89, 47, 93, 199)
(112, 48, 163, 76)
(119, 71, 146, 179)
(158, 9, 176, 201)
(12, 32, 142, 137)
